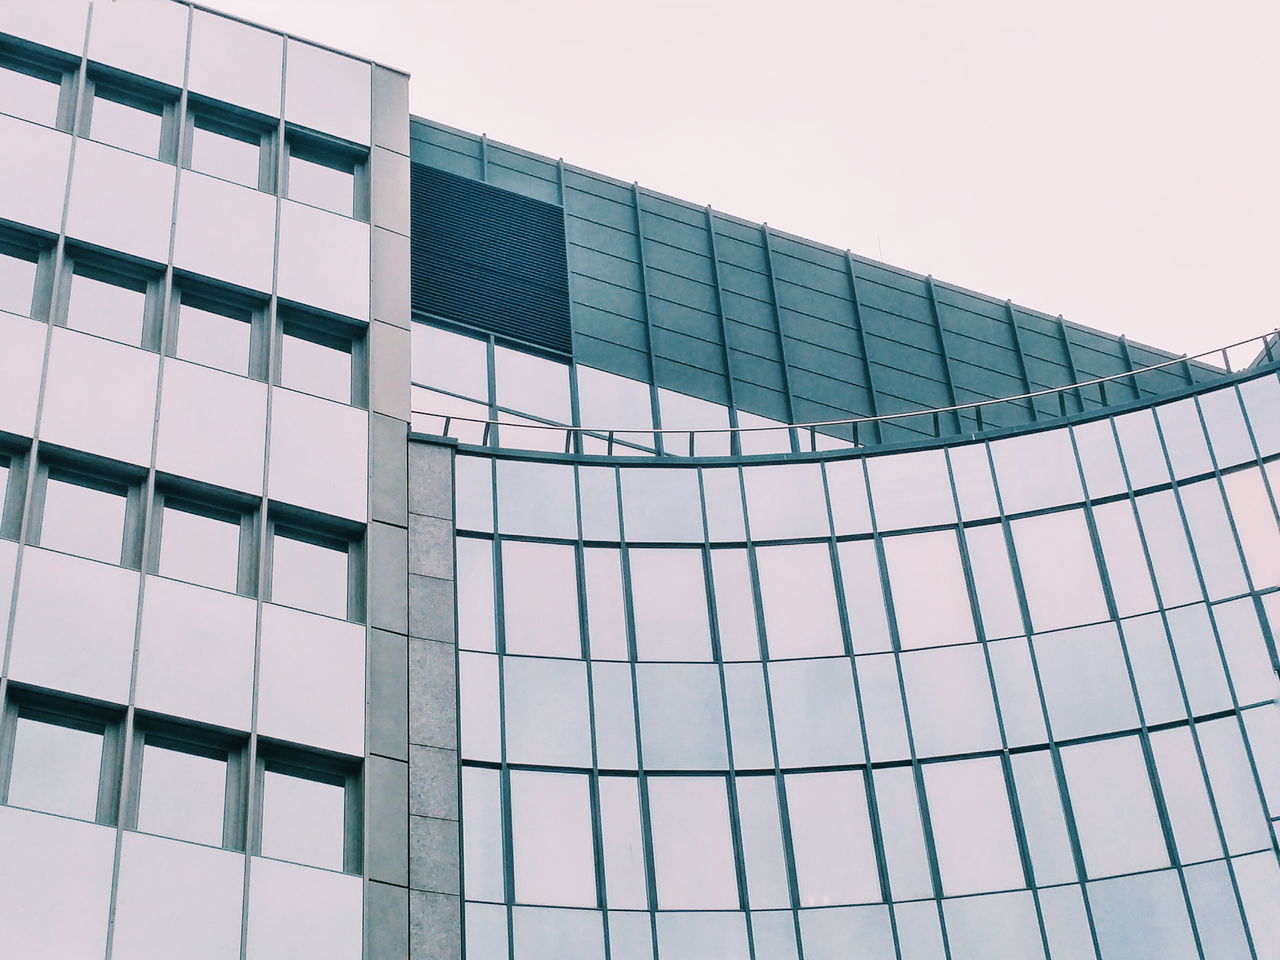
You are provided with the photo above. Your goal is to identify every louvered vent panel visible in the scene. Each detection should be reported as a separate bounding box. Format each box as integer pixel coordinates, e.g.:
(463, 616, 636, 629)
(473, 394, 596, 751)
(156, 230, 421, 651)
(410, 163, 572, 355)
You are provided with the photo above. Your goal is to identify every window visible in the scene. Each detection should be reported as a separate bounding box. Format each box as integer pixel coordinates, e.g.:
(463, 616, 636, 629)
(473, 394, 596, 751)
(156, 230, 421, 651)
(270, 526, 351, 619)
(0, 55, 65, 128)
(62, 255, 160, 349)
(277, 319, 357, 405)
(2, 698, 119, 823)
(258, 758, 353, 872)
(87, 85, 167, 159)
(188, 113, 266, 190)
(0, 243, 39, 318)
(171, 288, 257, 377)
(286, 139, 360, 218)
(35, 467, 136, 565)
(154, 496, 247, 594)
(133, 733, 234, 848)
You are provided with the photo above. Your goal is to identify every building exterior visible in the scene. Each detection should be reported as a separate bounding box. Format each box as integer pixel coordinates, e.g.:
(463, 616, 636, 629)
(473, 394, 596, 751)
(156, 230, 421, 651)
(0, 3, 1276, 960)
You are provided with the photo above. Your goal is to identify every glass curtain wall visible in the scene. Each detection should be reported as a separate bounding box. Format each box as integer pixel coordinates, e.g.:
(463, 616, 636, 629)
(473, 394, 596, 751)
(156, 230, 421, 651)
(452, 369, 1280, 960)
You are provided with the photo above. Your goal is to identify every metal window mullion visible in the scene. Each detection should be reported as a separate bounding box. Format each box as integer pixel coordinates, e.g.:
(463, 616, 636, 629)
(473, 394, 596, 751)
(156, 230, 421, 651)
(571, 465, 612, 944)
(1102, 423, 1264, 959)
(819, 460, 900, 955)
(238, 42, 290, 960)
(609, 468, 659, 953)
(942, 449, 1054, 958)
(1147, 412, 1280, 865)
(861, 462, 953, 959)
(983, 440, 1106, 960)
(737, 465, 807, 957)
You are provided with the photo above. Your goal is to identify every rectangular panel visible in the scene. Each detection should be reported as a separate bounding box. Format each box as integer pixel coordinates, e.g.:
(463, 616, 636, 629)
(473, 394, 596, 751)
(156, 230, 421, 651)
(268, 388, 368, 521)
(66, 139, 175, 264)
(157, 358, 267, 495)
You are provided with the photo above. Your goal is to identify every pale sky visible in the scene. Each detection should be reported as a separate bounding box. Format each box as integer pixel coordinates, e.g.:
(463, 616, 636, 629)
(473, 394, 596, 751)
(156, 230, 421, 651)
(208, 0, 1279, 361)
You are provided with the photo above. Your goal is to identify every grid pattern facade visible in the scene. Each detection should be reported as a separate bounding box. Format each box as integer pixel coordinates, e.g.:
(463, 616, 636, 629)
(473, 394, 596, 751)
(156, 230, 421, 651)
(0, 3, 412, 958)
(447, 368, 1280, 960)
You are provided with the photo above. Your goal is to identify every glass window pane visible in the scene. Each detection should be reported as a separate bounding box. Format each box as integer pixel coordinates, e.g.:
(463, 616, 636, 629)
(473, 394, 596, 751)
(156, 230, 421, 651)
(279, 329, 351, 404)
(503, 657, 591, 767)
(190, 123, 259, 188)
(701, 466, 745, 540)
(922, 757, 1023, 896)
(636, 662, 727, 769)
(756, 542, 843, 659)
(288, 153, 353, 217)
(494, 346, 570, 423)
(461, 766, 504, 901)
(271, 532, 348, 619)
(1033, 623, 1138, 741)
(1011, 509, 1108, 632)
(837, 539, 893, 653)
(576, 366, 652, 448)
(175, 301, 252, 376)
(456, 537, 496, 652)
(856, 652, 911, 762)
(620, 467, 702, 542)
(824, 458, 872, 535)
(1088, 871, 1199, 960)
(509, 770, 596, 907)
(657, 387, 730, 456)
(259, 768, 345, 870)
(500, 540, 580, 658)
(735, 775, 789, 909)
(1011, 750, 1077, 886)
(647, 776, 738, 909)
(710, 549, 761, 661)
(1093, 499, 1157, 617)
(1061, 736, 1169, 878)
(40, 476, 127, 563)
(872, 765, 933, 900)
(67, 270, 146, 346)
(628, 547, 711, 661)
(882, 530, 975, 648)
(0, 64, 61, 126)
(136, 742, 227, 846)
(1156, 397, 1213, 479)
(987, 637, 1048, 747)
(90, 93, 162, 157)
(900, 643, 1001, 757)
(599, 776, 647, 909)
(990, 428, 1083, 514)
(1114, 409, 1170, 490)
(7, 716, 103, 820)
(158, 504, 241, 592)
(495, 459, 577, 539)
(584, 547, 628, 660)
(785, 770, 880, 906)
(0, 248, 37, 316)
(942, 891, 1046, 960)
(767, 658, 863, 767)
(742, 463, 829, 541)
(866, 449, 955, 531)
(411, 323, 488, 399)
(1073, 417, 1127, 499)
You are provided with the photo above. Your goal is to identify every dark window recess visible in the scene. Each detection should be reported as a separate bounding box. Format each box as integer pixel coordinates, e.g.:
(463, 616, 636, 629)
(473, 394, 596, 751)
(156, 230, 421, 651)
(410, 163, 572, 356)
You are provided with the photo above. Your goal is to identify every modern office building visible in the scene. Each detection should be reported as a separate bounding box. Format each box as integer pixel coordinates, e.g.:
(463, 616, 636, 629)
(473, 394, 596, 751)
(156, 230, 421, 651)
(0, 3, 1275, 960)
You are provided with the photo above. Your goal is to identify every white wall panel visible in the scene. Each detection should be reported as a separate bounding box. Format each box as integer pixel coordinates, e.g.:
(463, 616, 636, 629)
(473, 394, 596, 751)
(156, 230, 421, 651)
(66, 139, 175, 265)
(0, 312, 47, 437)
(284, 39, 371, 145)
(276, 200, 370, 321)
(173, 171, 277, 294)
(268, 387, 368, 521)
(188, 9, 284, 117)
(0, 115, 72, 234)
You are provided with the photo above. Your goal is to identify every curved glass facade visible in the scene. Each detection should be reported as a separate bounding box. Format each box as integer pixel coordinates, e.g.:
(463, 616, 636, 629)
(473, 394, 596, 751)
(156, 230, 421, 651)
(453, 367, 1280, 960)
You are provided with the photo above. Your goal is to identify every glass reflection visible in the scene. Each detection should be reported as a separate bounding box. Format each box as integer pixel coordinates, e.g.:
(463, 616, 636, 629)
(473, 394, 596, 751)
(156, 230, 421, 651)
(0, 249, 37, 317)
(158, 503, 241, 592)
(495, 346, 571, 424)
(136, 742, 227, 846)
(412, 323, 488, 400)
(271, 531, 348, 619)
(279, 326, 352, 404)
(259, 768, 345, 871)
(175, 300, 252, 376)
(287, 151, 354, 217)
(0, 64, 61, 127)
(66, 269, 147, 346)
(7, 716, 103, 820)
(40, 474, 127, 564)
(90, 92, 162, 157)
(190, 121, 260, 189)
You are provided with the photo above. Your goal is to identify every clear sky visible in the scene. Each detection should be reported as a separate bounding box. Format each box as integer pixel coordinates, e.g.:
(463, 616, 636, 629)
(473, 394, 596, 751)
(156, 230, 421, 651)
(207, 0, 1279, 361)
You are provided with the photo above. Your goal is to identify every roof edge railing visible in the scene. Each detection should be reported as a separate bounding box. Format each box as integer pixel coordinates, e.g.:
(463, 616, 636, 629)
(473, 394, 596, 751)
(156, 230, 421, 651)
(410, 329, 1280, 457)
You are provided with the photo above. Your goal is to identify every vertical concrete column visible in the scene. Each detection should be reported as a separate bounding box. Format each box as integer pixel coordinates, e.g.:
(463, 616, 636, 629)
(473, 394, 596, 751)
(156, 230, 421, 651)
(407, 440, 461, 959)
(365, 63, 415, 960)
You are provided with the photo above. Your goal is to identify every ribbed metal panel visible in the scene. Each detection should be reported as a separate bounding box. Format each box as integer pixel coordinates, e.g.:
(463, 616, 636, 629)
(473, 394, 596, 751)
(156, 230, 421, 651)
(410, 163, 572, 355)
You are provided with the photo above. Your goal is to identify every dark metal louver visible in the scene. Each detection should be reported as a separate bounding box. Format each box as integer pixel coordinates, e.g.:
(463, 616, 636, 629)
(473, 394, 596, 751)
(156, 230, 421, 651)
(410, 163, 572, 355)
